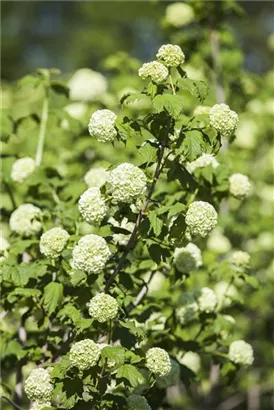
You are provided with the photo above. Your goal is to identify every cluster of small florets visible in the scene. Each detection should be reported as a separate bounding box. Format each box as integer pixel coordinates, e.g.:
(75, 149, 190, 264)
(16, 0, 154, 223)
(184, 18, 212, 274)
(68, 68, 107, 101)
(30, 401, 51, 410)
(0, 236, 10, 262)
(145, 347, 171, 376)
(178, 351, 201, 374)
(24, 368, 53, 403)
(228, 340, 254, 366)
(176, 292, 198, 324)
(88, 293, 119, 323)
(156, 358, 180, 388)
(84, 167, 108, 188)
(10, 203, 42, 237)
(72, 234, 111, 274)
(231, 250, 250, 267)
(185, 201, 218, 237)
(69, 339, 101, 370)
(78, 187, 107, 224)
(11, 157, 36, 183)
(108, 163, 147, 203)
(156, 44, 185, 67)
(173, 243, 202, 272)
(39, 227, 69, 259)
(138, 61, 169, 84)
(229, 173, 251, 199)
(195, 287, 217, 313)
(214, 281, 238, 308)
(209, 103, 239, 138)
(186, 153, 219, 173)
(165, 2, 194, 27)
(88, 109, 117, 142)
(127, 395, 151, 410)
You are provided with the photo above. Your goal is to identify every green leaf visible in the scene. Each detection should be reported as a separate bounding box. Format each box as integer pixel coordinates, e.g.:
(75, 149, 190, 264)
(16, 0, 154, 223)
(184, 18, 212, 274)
(147, 211, 163, 237)
(177, 78, 208, 102)
(116, 364, 145, 387)
(101, 346, 125, 365)
(181, 130, 205, 161)
(153, 94, 184, 118)
(69, 270, 87, 286)
(137, 142, 158, 165)
(119, 320, 146, 339)
(7, 288, 41, 304)
(50, 80, 70, 98)
(240, 273, 259, 289)
(167, 203, 186, 219)
(4, 340, 27, 360)
(43, 282, 64, 315)
(124, 350, 143, 364)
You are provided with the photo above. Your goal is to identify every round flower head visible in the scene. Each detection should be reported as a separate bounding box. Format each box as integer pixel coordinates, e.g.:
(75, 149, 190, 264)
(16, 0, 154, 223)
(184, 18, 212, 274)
(24, 368, 53, 402)
(127, 395, 151, 410)
(64, 102, 88, 120)
(185, 201, 218, 238)
(0, 236, 10, 262)
(231, 250, 250, 267)
(214, 281, 238, 308)
(68, 68, 107, 101)
(88, 109, 117, 143)
(72, 234, 111, 274)
(88, 293, 119, 323)
(108, 163, 147, 203)
(209, 103, 239, 138)
(174, 243, 202, 273)
(176, 292, 198, 324)
(30, 402, 51, 410)
(165, 2, 194, 27)
(156, 44, 185, 67)
(10, 203, 42, 237)
(195, 287, 217, 313)
(156, 358, 180, 388)
(84, 167, 108, 188)
(69, 339, 101, 370)
(138, 61, 168, 84)
(186, 153, 219, 173)
(78, 187, 107, 224)
(207, 228, 231, 254)
(228, 340, 254, 366)
(40, 227, 69, 259)
(146, 347, 171, 377)
(11, 157, 36, 183)
(178, 351, 201, 374)
(229, 173, 251, 199)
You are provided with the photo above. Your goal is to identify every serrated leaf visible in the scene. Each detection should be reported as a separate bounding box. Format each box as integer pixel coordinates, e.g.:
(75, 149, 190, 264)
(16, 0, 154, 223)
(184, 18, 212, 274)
(119, 320, 146, 339)
(181, 130, 205, 161)
(137, 142, 158, 165)
(43, 282, 63, 315)
(167, 203, 186, 219)
(147, 211, 163, 237)
(178, 78, 208, 102)
(7, 288, 41, 304)
(101, 346, 125, 365)
(69, 270, 87, 286)
(116, 364, 145, 387)
(153, 94, 184, 118)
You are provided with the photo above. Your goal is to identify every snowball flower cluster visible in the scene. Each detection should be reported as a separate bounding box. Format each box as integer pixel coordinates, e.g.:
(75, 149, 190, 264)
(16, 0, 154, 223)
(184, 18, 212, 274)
(165, 2, 194, 27)
(185, 201, 218, 237)
(207, 228, 231, 254)
(24, 368, 53, 403)
(68, 68, 107, 101)
(10, 204, 42, 237)
(178, 351, 201, 374)
(84, 167, 108, 188)
(228, 340, 254, 366)
(64, 102, 88, 120)
(11, 157, 36, 183)
(88, 293, 119, 323)
(209, 103, 239, 138)
(88, 109, 117, 143)
(214, 281, 238, 308)
(195, 287, 217, 313)
(156, 44, 185, 67)
(156, 359, 180, 388)
(138, 61, 168, 84)
(39, 227, 69, 259)
(127, 395, 151, 410)
(78, 187, 107, 224)
(72, 234, 111, 274)
(187, 153, 219, 173)
(30, 402, 51, 410)
(231, 250, 250, 267)
(229, 173, 251, 199)
(0, 236, 10, 262)
(176, 292, 198, 324)
(69, 339, 101, 370)
(174, 243, 202, 272)
(108, 163, 147, 203)
(146, 347, 171, 376)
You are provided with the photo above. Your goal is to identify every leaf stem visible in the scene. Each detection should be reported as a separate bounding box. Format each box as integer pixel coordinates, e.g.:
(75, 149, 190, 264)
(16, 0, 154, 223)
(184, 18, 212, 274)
(35, 87, 49, 166)
(169, 74, 176, 95)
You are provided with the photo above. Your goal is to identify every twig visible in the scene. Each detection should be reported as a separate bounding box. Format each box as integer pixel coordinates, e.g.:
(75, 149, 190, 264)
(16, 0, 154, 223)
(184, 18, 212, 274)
(125, 270, 155, 315)
(1, 396, 25, 410)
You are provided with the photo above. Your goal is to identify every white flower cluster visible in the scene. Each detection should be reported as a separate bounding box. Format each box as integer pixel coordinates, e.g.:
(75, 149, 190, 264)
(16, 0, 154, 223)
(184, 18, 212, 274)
(84, 167, 108, 188)
(72, 234, 111, 274)
(68, 68, 107, 101)
(0, 236, 10, 262)
(228, 340, 254, 366)
(78, 187, 107, 224)
(231, 250, 250, 267)
(88, 293, 119, 323)
(165, 2, 194, 27)
(127, 395, 151, 410)
(11, 157, 36, 183)
(176, 292, 198, 324)
(178, 351, 201, 374)
(186, 153, 219, 173)
(145, 347, 171, 376)
(108, 163, 147, 203)
(24, 368, 53, 403)
(156, 358, 180, 388)
(207, 228, 231, 254)
(185, 201, 218, 237)
(229, 173, 251, 199)
(39, 227, 69, 259)
(174, 243, 202, 272)
(195, 287, 217, 313)
(209, 103, 239, 138)
(156, 44, 185, 67)
(10, 204, 42, 237)
(64, 102, 88, 120)
(69, 339, 101, 370)
(138, 61, 169, 84)
(214, 281, 238, 308)
(88, 109, 117, 143)
(30, 402, 51, 410)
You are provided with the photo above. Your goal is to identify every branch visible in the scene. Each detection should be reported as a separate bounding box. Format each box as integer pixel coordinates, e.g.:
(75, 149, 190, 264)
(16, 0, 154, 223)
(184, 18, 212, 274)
(1, 396, 25, 410)
(125, 270, 155, 315)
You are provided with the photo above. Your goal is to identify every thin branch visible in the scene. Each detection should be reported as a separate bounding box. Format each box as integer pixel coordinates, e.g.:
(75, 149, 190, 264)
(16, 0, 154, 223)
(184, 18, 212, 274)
(125, 270, 155, 315)
(1, 396, 25, 410)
